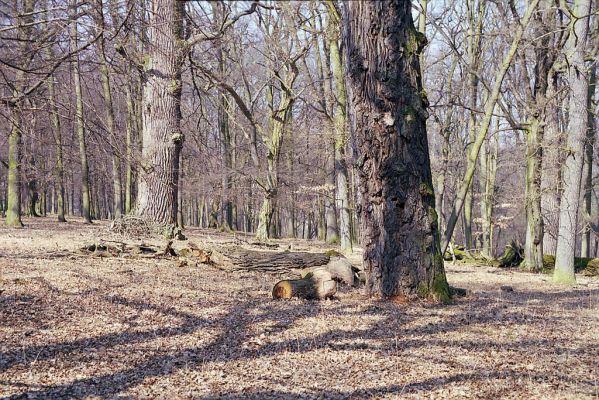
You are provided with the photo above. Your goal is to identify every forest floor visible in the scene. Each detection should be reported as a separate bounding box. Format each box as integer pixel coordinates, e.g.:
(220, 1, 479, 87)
(0, 217, 597, 399)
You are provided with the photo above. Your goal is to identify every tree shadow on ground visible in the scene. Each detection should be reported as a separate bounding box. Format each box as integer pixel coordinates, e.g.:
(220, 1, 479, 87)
(1, 277, 596, 399)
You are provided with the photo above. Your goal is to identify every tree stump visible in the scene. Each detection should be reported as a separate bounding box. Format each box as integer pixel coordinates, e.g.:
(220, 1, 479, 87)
(272, 270, 337, 300)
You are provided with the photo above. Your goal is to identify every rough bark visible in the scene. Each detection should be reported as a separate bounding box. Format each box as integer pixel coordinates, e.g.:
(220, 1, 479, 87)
(217, 248, 330, 273)
(343, 0, 450, 301)
(135, 0, 184, 225)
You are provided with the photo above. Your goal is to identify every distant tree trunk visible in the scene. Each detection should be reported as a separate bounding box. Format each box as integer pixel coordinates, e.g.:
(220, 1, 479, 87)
(441, 0, 539, 255)
(136, 0, 184, 225)
(314, 13, 339, 244)
(581, 61, 597, 257)
(326, 2, 351, 250)
(463, 0, 485, 250)
(6, 105, 23, 227)
(94, 0, 122, 219)
(541, 72, 563, 256)
(344, 0, 450, 301)
(125, 81, 135, 214)
(554, 0, 593, 283)
(70, 1, 92, 224)
(435, 56, 458, 238)
(523, 0, 556, 271)
(255, 52, 299, 241)
(5, 0, 36, 227)
(43, 2, 66, 223)
(479, 119, 498, 258)
(212, 2, 233, 231)
(47, 75, 66, 222)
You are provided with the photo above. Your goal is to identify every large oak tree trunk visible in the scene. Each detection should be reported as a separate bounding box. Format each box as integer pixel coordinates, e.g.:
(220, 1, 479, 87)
(136, 0, 184, 225)
(343, 0, 449, 301)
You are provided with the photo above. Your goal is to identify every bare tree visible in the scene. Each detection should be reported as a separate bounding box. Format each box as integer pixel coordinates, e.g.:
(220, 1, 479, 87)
(554, 0, 593, 283)
(343, 0, 450, 300)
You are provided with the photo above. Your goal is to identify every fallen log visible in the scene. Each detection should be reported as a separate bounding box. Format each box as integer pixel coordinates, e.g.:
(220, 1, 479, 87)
(272, 269, 337, 300)
(217, 248, 330, 273)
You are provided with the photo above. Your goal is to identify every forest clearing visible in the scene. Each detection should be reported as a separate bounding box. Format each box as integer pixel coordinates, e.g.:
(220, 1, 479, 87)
(1, 0, 599, 398)
(0, 218, 597, 399)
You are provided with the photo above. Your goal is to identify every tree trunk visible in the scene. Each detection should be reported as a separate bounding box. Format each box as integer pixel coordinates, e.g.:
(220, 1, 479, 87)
(541, 72, 563, 256)
(479, 120, 498, 258)
(463, 0, 486, 250)
(441, 0, 539, 255)
(136, 0, 184, 225)
(327, 2, 351, 250)
(6, 106, 23, 227)
(47, 75, 66, 222)
(522, 1, 557, 271)
(5, 0, 36, 227)
(581, 61, 597, 257)
(554, 0, 593, 284)
(125, 81, 135, 214)
(94, 0, 122, 219)
(343, 0, 450, 301)
(70, 1, 92, 224)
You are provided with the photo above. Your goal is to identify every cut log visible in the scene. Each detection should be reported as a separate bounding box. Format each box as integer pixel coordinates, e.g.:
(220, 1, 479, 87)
(300, 257, 355, 286)
(272, 270, 337, 300)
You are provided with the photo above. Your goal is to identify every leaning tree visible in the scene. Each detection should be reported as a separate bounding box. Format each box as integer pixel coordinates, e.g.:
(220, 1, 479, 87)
(343, 0, 450, 301)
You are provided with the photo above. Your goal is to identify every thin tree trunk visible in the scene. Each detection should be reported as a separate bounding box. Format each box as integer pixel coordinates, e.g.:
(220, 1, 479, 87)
(47, 75, 66, 222)
(125, 81, 134, 214)
(581, 61, 597, 257)
(70, 1, 92, 223)
(6, 105, 23, 227)
(5, 0, 36, 227)
(94, 0, 122, 219)
(326, 2, 351, 250)
(541, 71, 563, 255)
(441, 0, 539, 255)
(463, 0, 486, 250)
